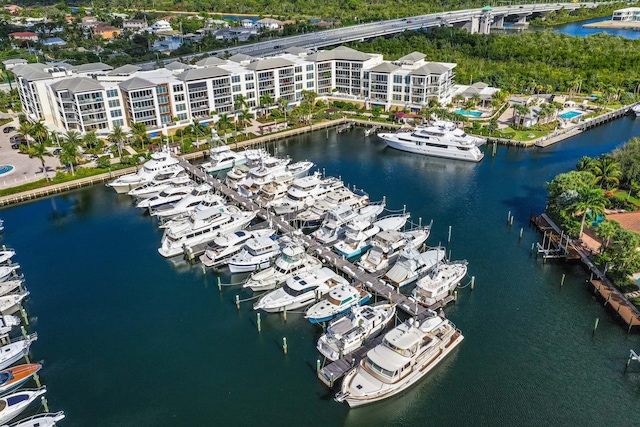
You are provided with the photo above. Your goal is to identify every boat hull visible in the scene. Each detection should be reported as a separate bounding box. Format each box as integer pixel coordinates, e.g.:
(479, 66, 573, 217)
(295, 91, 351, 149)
(380, 135, 484, 162)
(306, 295, 371, 324)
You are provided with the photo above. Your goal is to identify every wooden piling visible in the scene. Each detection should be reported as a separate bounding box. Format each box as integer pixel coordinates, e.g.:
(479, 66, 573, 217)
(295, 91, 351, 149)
(283, 337, 288, 355)
(593, 318, 599, 335)
(471, 276, 475, 290)
(561, 274, 565, 287)
(235, 295, 240, 310)
(283, 305, 287, 322)
(257, 313, 261, 332)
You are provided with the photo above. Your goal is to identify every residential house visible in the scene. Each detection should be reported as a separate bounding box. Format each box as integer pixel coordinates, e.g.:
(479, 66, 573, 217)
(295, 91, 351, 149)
(94, 24, 121, 39)
(81, 16, 98, 28)
(2, 58, 27, 70)
(256, 18, 282, 30)
(42, 37, 67, 46)
(8, 32, 38, 42)
(123, 19, 148, 31)
(150, 20, 173, 33)
(240, 19, 254, 28)
(4, 5, 22, 16)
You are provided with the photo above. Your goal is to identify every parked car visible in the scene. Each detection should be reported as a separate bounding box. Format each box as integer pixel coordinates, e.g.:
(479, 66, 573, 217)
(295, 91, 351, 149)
(9, 135, 26, 145)
(3, 126, 15, 134)
(10, 143, 20, 150)
(52, 148, 62, 155)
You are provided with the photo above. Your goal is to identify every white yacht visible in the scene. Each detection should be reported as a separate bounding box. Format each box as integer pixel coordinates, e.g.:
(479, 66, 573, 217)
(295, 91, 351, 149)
(198, 229, 275, 268)
(0, 280, 23, 298)
(236, 156, 291, 198)
(200, 145, 248, 174)
(9, 411, 65, 427)
(0, 266, 20, 283)
(317, 303, 396, 362)
(335, 312, 463, 407)
(243, 244, 322, 292)
(151, 184, 214, 219)
(333, 214, 409, 259)
(358, 227, 430, 273)
(157, 192, 227, 229)
(254, 178, 294, 208)
(295, 188, 370, 228)
(384, 247, 446, 288)
(0, 315, 20, 336)
(225, 164, 251, 190)
(253, 267, 349, 312)
(158, 206, 256, 258)
(0, 293, 28, 314)
(270, 173, 344, 215)
(287, 160, 315, 178)
(410, 261, 468, 307)
(0, 387, 47, 425)
(0, 250, 15, 265)
(127, 171, 191, 200)
(227, 236, 283, 273)
(305, 284, 371, 324)
(633, 104, 640, 117)
(135, 178, 196, 209)
(0, 334, 37, 371)
(311, 203, 385, 245)
(378, 121, 485, 162)
(107, 150, 181, 193)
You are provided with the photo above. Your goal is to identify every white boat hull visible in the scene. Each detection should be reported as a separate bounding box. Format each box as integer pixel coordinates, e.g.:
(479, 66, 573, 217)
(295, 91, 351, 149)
(380, 134, 484, 162)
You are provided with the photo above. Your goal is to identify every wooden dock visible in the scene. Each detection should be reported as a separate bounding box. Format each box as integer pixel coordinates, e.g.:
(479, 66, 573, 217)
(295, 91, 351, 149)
(337, 121, 354, 134)
(590, 279, 640, 332)
(531, 214, 581, 260)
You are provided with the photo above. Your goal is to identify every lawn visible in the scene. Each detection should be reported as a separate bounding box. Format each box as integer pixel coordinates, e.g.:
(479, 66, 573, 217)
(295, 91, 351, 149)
(500, 127, 549, 141)
(613, 190, 640, 207)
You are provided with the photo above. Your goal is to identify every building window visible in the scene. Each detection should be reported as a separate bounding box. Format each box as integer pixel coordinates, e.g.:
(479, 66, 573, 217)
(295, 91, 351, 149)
(393, 75, 402, 84)
(232, 84, 241, 92)
(294, 66, 302, 73)
(295, 83, 302, 90)
(246, 82, 254, 90)
(306, 73, 314, 80)
(295, 75, 302, 82)
(161, 115, 171, 123)
(245, 74, 254, 81)
(177, 113, 187, 120)
(113, 119, 124, 127)
(159, 105, 170, 114)
(156, 86, 167, 94)
(108, 99, 120, 108)
(306, 81, 314, 88)
(106, 89, 118, 98)
(157, 95, 168, 104)
(175, 94, 185, 102)
(110, 109, 122, 118)
(176, 104, 186, 111)
(173, 84, 183, 92)
(306, 64, 313, 71)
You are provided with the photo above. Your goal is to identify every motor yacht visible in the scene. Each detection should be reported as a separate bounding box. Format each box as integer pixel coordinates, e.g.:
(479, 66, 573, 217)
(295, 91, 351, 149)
(127, 171, 191, 200)
(0, 387, 47, 424)
(243, 243, 322, 292)
(358, 227, 430, 273)
(410, 261, 468, 306)
(378, 121, 485, 162)
(9, 411, 65, 427)
(135, 178, 196, 209)
(253, 267, 349, 312)
(227, 235, 283, 273)
(295, 188, 370, 228)
(317, 303, 396, 362)
(0, 293, 28, 314)
(0, 266, 20, 283)
(0, 250, 15, 265)
(200, 145, 248, 174)
(305, 284, 371, 324)
(384, 246, 446, 288)
(311, 203, 385, 245)
(199, 229, 275, 268)
(107, 149, 180, 193)
(236, 156, 291, 198)
(158, 206, 256, 258)
(333, 214, 409, 259)
(0, 315, 19, 336)
(151, 183, 214, 219)
(0, 334, 37, 371)
(270, 173, 344, 216)
(335, 312, 463, 407)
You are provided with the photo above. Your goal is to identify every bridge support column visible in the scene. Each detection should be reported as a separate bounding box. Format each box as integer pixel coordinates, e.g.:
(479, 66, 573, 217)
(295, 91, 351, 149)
(516, 14, 528, 25)
(492, 15, 504, 28)
(479, 15, 493, 34)
(464, 16, 480, 34)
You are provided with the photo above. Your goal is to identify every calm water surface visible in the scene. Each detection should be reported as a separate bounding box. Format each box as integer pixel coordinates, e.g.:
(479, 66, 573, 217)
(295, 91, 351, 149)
(2, 117, 640, 426)
(550, 17, 640, 40)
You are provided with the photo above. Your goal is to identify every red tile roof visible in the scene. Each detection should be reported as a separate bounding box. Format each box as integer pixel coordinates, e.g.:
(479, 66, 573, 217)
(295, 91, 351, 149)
(606, 211, 640, 234)
(8, 32, 37, 37)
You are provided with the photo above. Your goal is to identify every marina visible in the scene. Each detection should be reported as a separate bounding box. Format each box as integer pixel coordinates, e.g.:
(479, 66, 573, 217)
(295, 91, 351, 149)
(1, 117, 640, 425)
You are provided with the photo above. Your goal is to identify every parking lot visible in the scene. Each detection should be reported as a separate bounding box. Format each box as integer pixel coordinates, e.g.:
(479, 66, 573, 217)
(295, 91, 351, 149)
(0, 114, 62, 189)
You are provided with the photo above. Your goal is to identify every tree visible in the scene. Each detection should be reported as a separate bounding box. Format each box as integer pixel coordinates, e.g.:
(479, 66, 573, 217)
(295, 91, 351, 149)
(108, 126, 126, 158)
(30, 121, 49, 144)
(570, 186, 608, 238)
(595, 219, 620, 250)
(28, 142, 53, 181)
(239, 109, 253, 134)
(277, 97, 289, 121)
(612, 137, 640, 185)
(186, 119, 208, 144)
(591, 157, 622, 190)
(259, 93, 274, 117)
(59, 141, 81, 176)
(16, 121, 33, 149)
(82, 131, 99, 150)
(130, 122, 148, 150)
(576, 156, 593, 172)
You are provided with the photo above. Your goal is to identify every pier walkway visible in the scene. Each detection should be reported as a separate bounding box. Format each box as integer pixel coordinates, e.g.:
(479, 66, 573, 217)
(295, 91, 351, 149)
(176, 156, 428, 318)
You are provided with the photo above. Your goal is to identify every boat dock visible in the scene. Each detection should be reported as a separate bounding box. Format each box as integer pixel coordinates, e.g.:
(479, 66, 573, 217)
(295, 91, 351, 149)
(364, 125, 381, 137)
(337, 121, 354, 133)
(176, 156, 432, 317)
(182, 220, 272, 260)
(530, 214, 581, 260)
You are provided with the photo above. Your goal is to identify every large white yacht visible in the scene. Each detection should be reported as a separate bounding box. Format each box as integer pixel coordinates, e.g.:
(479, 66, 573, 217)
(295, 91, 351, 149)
(358, 227, 430, 273)
(317, 303, 396, 362)
(107, 150, 181, 193)
(383, 247, 446, 288)
(410, 260, 468, 307)
(333, 214, 409, 259)
(227, 235, 283, 273)
(305, 284, 371, 324)
(633, 104, 640, 117)
(151, 184, 214, 219)
(335, 312, 463, 407)
(243, 243, 322, 292)
(158, 206, 256, 258)
(270, 173, 344, 215)
(198, 229, 275, 268)
(378, 121, 485, 162)
(199, 145, 248, 174)
(127, 167, 190, 200)
(311, 203, 385, 245)
(135, 178, 196, 209)
(253, 267, 349, 313)
(236, 156, 292, 197)
(295, 188, 370, 228)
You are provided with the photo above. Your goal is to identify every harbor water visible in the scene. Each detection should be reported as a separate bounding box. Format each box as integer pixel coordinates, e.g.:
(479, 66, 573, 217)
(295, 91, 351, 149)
(550, 17, 640, 40)
(2, 117, 640, 426)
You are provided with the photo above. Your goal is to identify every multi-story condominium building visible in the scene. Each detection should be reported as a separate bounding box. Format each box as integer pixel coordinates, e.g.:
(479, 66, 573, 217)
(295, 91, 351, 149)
(13, 46, 458, 136)
(611, 7, 640, 22)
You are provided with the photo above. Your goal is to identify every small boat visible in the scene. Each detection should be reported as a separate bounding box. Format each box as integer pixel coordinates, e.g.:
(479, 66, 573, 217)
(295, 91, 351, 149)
(632, 104, 640, 117)
(0, 252, 15, 266)
(410, 261, 468, 306)
(199, 229, 275, 268)
(384, 247, 446, 288)
(335, 312, 463, 407)
(0, 267, 19, 284)
(305, 284, 371, 324)
(317, 303, 396, 361)
(0, 335, 37, 372)
(199, 145, 248, 174)
(0, 365, 41, 398)
(4, 411, 64, 427)
(243, 244, 322, 292)
(0, 281, 23, 298)
(227, 236, 283, 273)
(253, 267, 349, 312)
(0, 387, 47, 425)
(358, 227, 430, 273)
(0, 293, 29, 315)
(107, 150, 180, 193)
(0, 317, 19, 336)
(287, 160, 315, 178)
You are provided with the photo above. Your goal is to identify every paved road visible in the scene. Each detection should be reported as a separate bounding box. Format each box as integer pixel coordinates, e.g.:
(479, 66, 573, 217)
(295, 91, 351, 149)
(139, 2, 597, 70)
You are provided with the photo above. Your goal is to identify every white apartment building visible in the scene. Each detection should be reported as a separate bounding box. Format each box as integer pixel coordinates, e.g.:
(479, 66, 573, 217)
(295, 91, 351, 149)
(612, 7, 640, 21)
(13, 46, 458, 135)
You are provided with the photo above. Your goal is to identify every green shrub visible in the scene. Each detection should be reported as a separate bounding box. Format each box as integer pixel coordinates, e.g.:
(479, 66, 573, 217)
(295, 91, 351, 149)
(96, 156, 111, 169)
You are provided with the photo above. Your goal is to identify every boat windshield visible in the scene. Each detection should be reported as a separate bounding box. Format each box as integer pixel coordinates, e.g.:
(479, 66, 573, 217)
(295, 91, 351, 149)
(283, 283, 317, 297)
(365, 356, 396, 379)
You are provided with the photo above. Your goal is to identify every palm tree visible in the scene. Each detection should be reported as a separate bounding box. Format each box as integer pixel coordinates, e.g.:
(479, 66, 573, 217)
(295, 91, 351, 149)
(239, 109, 253, 135)
(186, 119, 208, 144)
(216, 113, 231, 136)
(30, 121, 49, 144)
(595, 219, 620, 250)
(576, 156, 594, 172)
(130, 122, 148, 150)
(16, 121, 33, 149)
(107, 126, 126, 158)
(259, 93, 274, 117)
(277, 97, 289, 121)
(63, 130, 82, 147)
(82, 131, 99, 150)
(571, 186, 608, 238)
(59, 141, 81, 176)
(513, 104, 530, 128)
(591, 157, 622, 190)
(28, 142, 53, 181)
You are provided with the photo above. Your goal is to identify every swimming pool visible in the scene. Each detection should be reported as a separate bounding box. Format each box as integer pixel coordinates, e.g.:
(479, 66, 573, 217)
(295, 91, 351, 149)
(560, 110, 583, 119)
(0, 165, 14, 176)
(454, 109, 483, 117)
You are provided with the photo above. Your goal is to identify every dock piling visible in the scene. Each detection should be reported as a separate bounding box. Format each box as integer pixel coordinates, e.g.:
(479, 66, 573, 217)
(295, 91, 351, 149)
(510, 216, 514, 226)
(330, 372, 334, 388)
(218, 276, 222, 292)
(447, 226, 452, 244)
(20, 326, 26, 338)
(471, 276, 475, 290)
(317, 359, 321, 373)
(283, 305, 287, 322)
(593, 318, 599, 335)
(507, 211, 511, 224)
(283, 337, 288, 355)
(454, 290, 458, 301)
(235, 295, 240, 310)
(531, 242, 535, 253)
(19, 306, 28, 326)
(41, 396, 49, 413)
(561, 274, 565, 287)
(257, 313, 261, 332)
(519, 228, 523, 239)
